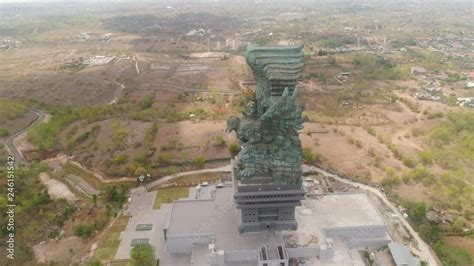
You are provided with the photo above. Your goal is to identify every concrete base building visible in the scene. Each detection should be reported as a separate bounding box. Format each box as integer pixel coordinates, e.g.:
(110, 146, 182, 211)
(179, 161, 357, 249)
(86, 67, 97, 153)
(116, 177, 392, 265)
(233, 162, 306, 233)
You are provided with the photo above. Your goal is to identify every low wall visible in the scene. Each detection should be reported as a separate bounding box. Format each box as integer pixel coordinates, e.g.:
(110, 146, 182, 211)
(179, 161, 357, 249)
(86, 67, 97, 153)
(166, 233, 214, 254)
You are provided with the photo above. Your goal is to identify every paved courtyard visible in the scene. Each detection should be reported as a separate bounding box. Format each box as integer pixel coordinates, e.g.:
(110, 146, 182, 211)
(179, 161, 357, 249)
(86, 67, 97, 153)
(115, 187, 190, 265)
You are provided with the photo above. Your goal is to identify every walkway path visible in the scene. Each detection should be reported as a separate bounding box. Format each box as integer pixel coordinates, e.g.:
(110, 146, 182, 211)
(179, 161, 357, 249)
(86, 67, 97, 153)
(109, 81, 125, 105)
(145, 165, 231, 190)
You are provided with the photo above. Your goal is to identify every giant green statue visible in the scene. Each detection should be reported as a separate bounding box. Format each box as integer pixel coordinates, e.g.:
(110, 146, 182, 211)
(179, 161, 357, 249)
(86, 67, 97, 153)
(227, 45, 305, 185)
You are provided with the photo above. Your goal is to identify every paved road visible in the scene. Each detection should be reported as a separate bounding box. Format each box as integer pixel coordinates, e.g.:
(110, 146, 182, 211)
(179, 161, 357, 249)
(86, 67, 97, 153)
(304, 165, 439, 266)
(5, 108, 46, 164)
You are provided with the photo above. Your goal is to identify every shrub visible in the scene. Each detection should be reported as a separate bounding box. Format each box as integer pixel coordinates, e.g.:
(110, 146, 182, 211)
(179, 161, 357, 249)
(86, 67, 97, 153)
(228, 143, 241, 156)
(145, 123, 158, 144)
(403, 167, 435, 183)
(214, 135, 226, 146)
(365, 126, 376, 136)
(89, 261, 101, 266)
(156, 153, 173, 166)
(399, 97, 421, 113)
(138, 96, 153, 110)
(348, 138, 363, 148)
(434, 241, 473, 266)
(406, 201, 427, 225)
(403, 156, 418, 168)
(73, 224, 94, 238)
(373, 155, 383, 168)
(133, 150, 148, 164)
(388, 144, 403, 159)
(302, 148, 321, 164)
(162, 139, 179, 150)
(412, 127, 425, 137)
(419, 150, 433, 165)
(193, 156, 206, 168)
(0, 128, 10, 137)
(367, 147, 376, 157)
(104, 185, 127, 206)
(130, 244, 156, 266)
(113, 154, 127, 164)
(381, 167, 401, 189)
(419, 224, 442, 244)
(427, 112, 444, 119)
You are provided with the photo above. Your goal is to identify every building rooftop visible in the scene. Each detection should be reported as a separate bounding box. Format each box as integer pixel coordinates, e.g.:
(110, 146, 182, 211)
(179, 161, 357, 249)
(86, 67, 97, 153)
(166, 199, 216, 234)
(166, 186, 280, 251)
(389, 242, 421, 266)
(297, 193, 385, 235)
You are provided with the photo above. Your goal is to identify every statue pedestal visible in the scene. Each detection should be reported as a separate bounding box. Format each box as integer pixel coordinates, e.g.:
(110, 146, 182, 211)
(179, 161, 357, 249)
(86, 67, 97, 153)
(232, 161, 305, 234)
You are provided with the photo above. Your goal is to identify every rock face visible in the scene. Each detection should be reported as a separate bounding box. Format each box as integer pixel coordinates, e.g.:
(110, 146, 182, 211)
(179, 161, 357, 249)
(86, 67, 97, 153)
(227, 45, 305, 184)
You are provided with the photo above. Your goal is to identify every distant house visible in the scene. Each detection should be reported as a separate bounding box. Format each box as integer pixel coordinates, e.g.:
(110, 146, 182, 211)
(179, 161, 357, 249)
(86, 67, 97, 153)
(465, 99, 474, 108)
(457, 97, 474, 108)
(388, 242, 421, 266)
(411, 66, 426, 75)
(466, 81, 474, 89)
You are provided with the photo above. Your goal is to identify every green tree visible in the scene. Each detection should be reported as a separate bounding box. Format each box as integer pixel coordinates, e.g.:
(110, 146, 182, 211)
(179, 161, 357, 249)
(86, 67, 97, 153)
(419, 224, 442, 244)
(406, 201, 427, 225)
(130, 244, 156, 266)
(104, 185, 127, 206)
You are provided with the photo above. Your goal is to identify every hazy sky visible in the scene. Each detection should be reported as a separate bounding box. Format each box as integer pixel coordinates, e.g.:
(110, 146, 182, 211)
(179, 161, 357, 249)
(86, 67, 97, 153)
(0, 0, 472, 4)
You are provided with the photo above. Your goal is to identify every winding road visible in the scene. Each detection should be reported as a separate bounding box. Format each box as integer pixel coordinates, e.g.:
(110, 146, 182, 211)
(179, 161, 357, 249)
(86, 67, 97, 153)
(5, 108, 46, 164)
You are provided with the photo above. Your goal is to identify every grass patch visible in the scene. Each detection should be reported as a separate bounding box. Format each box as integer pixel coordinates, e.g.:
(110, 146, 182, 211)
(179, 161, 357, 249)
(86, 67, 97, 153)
(92, 215, 130, 262)
(153, 187, 189, 209)
(435, 240, 473, 266)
